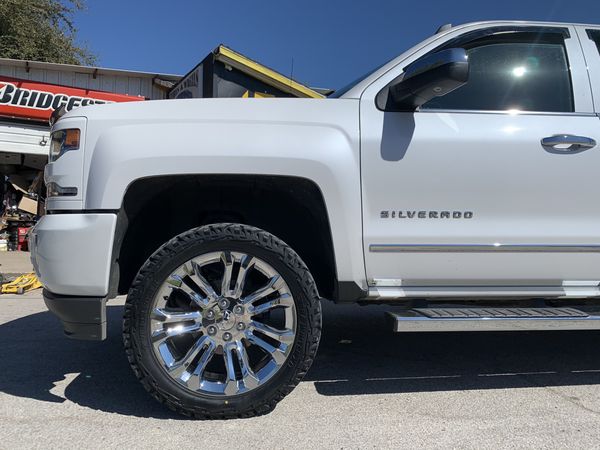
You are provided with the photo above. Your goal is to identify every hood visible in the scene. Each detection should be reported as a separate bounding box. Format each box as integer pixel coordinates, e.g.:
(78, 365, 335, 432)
(61, 97, 357, 126)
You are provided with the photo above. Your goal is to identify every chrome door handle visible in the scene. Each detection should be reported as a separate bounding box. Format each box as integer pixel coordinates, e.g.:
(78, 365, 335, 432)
(541, 134, 597, 152)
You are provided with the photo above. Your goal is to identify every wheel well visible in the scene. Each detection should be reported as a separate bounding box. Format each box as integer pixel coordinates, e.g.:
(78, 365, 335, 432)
(114, 175, 337, 299)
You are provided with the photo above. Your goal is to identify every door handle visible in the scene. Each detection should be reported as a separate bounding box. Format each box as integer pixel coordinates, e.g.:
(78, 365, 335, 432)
(541, 134, 596, 152)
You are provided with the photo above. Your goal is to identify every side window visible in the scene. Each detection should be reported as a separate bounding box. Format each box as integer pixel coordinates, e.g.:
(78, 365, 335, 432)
(587, 29, 600, 54)
(422, 36, 574, 112)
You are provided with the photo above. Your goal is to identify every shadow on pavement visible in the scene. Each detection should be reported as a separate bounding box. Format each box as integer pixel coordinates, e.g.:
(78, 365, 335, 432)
(1, 301, 600, 418)
(309, 302, 600, 396)
(0, 304, 184, 419)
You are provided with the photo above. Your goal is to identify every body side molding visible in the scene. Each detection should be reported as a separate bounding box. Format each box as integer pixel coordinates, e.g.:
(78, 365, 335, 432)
(369, 244, 600, 253)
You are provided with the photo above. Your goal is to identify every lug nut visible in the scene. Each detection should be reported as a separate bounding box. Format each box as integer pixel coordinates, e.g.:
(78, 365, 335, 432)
(223, 332, 232, 341)
(207, 325, 217, 336)
(233, 305, 244, 315)
(206, 310, 215, 320)
(236, 322, 246, 331)
(219, 299, 229, 309)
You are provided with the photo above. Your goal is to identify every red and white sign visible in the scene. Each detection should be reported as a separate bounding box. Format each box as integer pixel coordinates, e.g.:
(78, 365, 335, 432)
(0, 76, 144, 122)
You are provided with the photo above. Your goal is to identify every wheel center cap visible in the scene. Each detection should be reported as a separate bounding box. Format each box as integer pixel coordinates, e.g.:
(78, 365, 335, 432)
(217, 308, 236, 331)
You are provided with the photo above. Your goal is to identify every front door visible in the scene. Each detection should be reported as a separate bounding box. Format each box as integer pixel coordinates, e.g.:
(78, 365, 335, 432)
(360, 24, 600, 291)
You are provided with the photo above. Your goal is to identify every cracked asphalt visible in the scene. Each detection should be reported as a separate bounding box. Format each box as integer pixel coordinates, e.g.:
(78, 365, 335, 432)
(2, 292, 600, 449)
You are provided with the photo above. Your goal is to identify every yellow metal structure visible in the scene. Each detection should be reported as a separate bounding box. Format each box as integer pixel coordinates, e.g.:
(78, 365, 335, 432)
(216, 46, 324, 99)
(242, 90, 275, 98)
(1, 272, 42, 294)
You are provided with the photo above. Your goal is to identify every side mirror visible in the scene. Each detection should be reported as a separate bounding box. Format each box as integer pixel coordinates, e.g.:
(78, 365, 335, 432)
(382, 48, 469, 111)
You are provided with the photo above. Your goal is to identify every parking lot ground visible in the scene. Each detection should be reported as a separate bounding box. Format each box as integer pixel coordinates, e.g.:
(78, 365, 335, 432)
(2, 292, 600, 449)
(0, 251, 33, 277)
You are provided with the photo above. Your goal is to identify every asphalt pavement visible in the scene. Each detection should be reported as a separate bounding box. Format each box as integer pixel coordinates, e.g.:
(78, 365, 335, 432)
(2, 292, 600, 449)
(0, 251, 33, 277)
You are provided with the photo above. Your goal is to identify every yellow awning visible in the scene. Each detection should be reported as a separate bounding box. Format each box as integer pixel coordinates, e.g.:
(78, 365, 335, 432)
(215, 45, 324, 99)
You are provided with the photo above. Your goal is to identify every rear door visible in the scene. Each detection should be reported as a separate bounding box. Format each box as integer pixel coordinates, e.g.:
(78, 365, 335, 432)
(360, 23, 600, 292)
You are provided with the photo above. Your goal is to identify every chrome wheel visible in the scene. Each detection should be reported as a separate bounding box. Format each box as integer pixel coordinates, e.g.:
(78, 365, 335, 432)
(150, 251, 297, 396)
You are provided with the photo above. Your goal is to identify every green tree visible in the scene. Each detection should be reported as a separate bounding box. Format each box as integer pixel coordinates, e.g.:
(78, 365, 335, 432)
(0, 0, 96, 65)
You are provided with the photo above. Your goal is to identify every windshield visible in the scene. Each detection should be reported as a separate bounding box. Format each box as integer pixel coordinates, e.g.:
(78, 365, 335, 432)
(329, 59, 392, 98)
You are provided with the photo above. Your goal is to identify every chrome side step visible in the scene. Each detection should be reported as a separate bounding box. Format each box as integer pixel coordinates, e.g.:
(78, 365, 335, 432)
(387, 307, 600, 332)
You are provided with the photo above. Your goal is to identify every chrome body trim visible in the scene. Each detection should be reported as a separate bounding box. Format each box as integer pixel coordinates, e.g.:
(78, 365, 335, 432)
(540, 134, 597, 150)
(369, 278, 600, 287)
(369, 244, 600, 253)
(368, 286, 600, 299)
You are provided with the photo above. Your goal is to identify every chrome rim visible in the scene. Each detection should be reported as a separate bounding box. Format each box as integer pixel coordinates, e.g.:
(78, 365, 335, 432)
(150, 251, 297, 396)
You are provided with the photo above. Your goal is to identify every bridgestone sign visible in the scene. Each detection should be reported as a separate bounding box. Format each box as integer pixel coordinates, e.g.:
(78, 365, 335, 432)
(0, 76, 144, 122)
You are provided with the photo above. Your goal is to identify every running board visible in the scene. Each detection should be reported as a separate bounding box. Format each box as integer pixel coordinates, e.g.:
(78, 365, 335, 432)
(387, 307, 600, 332)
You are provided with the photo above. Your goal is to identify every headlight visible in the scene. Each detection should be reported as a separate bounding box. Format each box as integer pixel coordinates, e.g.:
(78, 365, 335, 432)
(49, 128, 80, 162)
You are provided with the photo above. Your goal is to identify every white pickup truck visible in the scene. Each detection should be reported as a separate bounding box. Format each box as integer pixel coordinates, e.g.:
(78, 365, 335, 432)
(31, 20, 600, 418)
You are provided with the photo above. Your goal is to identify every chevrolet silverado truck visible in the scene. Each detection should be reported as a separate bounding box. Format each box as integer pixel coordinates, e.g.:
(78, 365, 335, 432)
(31, 20, 600, 418)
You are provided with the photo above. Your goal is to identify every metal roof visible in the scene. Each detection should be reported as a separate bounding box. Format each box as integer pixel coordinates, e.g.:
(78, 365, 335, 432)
(0, 57, 181, 82)
(213, 45, 324, 99)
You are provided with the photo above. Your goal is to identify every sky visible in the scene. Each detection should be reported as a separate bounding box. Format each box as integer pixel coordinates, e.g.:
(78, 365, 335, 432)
(75, 0, 600, 91)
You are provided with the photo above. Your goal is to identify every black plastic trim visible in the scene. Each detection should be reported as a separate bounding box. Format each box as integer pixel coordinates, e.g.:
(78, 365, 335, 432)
(108, 208, 128, 299)
(439, 26, 570, 50)
(43, 289, 107, 340)
(335, 281, 368, 303)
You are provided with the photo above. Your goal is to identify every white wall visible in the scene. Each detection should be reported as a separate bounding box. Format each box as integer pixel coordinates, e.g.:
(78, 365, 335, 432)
(0, 64, 170, 100)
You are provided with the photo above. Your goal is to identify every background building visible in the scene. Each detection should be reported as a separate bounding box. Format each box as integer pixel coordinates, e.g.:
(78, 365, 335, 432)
(0, 46, 326, 250)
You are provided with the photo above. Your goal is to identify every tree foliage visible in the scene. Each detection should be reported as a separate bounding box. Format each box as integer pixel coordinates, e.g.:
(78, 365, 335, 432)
(0, 0, 96, 65)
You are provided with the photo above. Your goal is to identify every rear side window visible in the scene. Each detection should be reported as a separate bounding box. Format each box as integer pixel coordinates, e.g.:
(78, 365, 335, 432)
(587, 29, 600, 54)
(422, 39, 574, 112)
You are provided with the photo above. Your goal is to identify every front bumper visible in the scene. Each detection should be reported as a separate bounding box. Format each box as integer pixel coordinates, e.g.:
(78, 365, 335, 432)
(30, 212, 116, 341)
(30, 213, 117, 296)
(43, 289, 107, 340)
